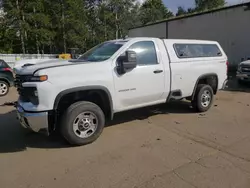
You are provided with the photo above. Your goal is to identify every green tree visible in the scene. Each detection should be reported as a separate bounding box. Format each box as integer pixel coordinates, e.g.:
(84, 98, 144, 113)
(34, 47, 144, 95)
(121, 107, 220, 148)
(25, 0, 55, 54)
(94, 0, 140, 42)
(41, 0, 88, 53)
(63, 0, 88, 52)
(187, 8, 196, 14)
(2, 0, 56, 54)
(139, 0, 173, 24)
(176, 6, 187, 16)
(0, 0, 142, 54)
(0, 10, 15, 53)
(195, 0, 226, 11)
(2, 0, 28, 53)
(108, 0, 141, 39)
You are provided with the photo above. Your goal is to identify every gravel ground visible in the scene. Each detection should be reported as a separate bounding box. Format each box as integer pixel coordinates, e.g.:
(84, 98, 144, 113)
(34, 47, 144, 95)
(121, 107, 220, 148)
(1, 81, 250, 188)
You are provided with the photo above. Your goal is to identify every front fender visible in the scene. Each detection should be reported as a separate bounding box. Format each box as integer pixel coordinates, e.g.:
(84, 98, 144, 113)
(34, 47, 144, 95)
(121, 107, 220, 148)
(53, 85, 114, 119)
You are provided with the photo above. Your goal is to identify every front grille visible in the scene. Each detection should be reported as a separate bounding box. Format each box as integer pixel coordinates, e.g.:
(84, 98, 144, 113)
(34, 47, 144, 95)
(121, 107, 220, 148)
(15, 74, 38, 104)
(15, 75, 32, 101)
(14, 75, 32, 88)
(241, 65, 250, 73)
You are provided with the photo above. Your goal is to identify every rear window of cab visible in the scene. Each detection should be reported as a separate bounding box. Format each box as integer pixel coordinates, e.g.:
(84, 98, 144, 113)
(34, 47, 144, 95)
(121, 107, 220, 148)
(174, 43, 222, 58)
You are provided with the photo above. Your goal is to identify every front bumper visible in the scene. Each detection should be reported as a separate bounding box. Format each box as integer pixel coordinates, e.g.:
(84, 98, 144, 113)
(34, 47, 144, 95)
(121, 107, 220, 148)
(16, 104, 49, 134)
(236, 72, 250, 82)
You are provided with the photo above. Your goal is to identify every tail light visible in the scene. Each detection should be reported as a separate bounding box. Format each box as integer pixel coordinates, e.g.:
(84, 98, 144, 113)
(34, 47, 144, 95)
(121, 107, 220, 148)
(2, 67, 12, 72)
(226, 61, 229, 73)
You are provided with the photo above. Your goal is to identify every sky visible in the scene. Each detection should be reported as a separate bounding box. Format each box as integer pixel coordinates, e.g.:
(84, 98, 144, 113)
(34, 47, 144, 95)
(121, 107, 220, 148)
(137, 0, 249, 13)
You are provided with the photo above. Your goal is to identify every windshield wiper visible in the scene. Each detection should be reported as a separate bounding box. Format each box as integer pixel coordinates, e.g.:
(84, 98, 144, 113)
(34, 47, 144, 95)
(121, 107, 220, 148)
(69, 59, 88, 63)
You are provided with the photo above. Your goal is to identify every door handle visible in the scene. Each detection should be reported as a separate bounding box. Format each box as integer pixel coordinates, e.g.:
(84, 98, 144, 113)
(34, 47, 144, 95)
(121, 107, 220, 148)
(153, 70, 163, 74)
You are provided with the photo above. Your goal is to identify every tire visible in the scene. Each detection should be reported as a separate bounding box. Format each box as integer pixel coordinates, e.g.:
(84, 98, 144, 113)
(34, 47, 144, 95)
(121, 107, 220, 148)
(60, 101, 105, 146)
(192, 84, 214, 113)
(0, 80, 9, 97)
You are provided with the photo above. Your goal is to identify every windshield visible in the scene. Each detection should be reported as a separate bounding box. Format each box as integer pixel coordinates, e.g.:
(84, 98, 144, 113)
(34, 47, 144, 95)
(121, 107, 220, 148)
(78, 41, 126, 62)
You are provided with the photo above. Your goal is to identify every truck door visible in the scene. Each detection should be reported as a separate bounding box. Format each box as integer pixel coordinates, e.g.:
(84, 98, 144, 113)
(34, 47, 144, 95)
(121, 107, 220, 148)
(113, 40, 165, 111)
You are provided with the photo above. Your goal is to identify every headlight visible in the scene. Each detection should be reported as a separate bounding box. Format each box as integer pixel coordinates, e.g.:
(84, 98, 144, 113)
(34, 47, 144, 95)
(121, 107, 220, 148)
(29, 75, 48, 82)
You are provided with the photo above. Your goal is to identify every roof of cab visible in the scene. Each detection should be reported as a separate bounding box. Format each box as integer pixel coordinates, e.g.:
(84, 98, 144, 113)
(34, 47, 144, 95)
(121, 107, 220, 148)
(163, 39, 219, 44)
(115, 37, 219, 44)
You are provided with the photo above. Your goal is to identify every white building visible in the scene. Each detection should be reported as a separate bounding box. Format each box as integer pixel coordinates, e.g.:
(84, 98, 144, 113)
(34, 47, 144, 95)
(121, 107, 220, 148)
(129, 2, 250, 70)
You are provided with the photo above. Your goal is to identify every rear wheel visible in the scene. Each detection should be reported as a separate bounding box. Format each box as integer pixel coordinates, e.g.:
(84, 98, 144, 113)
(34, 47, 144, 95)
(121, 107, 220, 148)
(192, 84, 214, 112)
(0, 81, 9, 97)
(60, 101, 105, 146)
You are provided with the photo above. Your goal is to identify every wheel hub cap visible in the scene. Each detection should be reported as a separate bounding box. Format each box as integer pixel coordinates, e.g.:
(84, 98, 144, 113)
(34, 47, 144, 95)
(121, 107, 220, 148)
(201, 90, 211, 107)
(73, 112, 98, 138)
(0, 83, 7, 95)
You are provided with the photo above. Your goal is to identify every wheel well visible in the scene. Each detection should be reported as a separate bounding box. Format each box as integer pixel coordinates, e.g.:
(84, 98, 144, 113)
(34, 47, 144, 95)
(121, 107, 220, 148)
(0, 78, 10, 86)
(195, 75, 218, 95)
(56, 89, 112, 120)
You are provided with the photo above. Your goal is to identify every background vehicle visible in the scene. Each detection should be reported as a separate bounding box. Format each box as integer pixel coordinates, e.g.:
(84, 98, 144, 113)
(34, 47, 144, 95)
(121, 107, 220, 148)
(0, 59, 14, 97)
(14, 38, 228, 146)
(58, 48, 80, 60)
(13, 48, 80, 70)
(236, 58, 250, 85)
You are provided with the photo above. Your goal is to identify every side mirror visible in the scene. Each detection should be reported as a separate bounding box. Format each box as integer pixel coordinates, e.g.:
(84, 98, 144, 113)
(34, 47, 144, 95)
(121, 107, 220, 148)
(117, 50, 137, 74)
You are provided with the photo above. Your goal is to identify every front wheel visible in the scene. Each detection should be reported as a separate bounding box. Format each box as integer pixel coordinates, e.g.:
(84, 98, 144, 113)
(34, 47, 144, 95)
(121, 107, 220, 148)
(0, 81, 9, 97)
(192, 84, 214, 112)
(60, 101, 105, 146)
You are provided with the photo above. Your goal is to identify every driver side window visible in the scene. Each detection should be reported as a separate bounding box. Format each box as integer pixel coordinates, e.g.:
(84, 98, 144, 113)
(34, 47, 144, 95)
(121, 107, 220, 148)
(128, 41, 158, 65)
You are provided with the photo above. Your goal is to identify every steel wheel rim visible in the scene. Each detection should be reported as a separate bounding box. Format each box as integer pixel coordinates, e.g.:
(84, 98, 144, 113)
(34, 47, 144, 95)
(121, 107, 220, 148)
(201, 90, 211, 108)
(0, 83, 8, 95)
(73, 111, 98, 138)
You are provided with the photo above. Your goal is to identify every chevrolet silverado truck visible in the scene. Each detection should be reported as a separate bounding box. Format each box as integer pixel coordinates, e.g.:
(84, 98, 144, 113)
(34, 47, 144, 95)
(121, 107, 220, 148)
(14, 37, 228, 146)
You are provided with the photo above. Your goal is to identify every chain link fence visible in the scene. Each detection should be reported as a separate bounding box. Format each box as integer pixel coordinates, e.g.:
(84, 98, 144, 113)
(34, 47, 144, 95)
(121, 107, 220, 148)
(0, 54, 58, 68)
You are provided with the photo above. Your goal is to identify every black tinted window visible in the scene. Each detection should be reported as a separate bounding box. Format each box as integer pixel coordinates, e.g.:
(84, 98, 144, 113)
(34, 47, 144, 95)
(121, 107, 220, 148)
(0, 60, 8, 68)
(128, 41, 158, 65)
(174, 44, 222, 58)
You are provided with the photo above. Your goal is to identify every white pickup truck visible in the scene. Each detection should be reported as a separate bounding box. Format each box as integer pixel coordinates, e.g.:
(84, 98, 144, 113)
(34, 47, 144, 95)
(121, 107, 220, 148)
(14, 37, 228, 146)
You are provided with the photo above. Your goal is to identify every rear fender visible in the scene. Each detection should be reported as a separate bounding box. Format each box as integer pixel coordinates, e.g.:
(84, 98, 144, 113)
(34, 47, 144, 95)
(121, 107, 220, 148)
(191, 73, 218, 100)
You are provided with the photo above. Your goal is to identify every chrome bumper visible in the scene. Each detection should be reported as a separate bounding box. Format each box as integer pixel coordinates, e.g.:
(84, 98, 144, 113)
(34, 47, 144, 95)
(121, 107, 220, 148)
(16, 105, 49, 134)
(236, 72, 250, 81)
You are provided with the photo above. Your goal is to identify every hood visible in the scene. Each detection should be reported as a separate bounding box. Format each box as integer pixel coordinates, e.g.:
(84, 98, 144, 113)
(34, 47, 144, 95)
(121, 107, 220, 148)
(14, 59, 72, 75)
(240, 60, 250, 66)
(14, 59, 57, 69)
